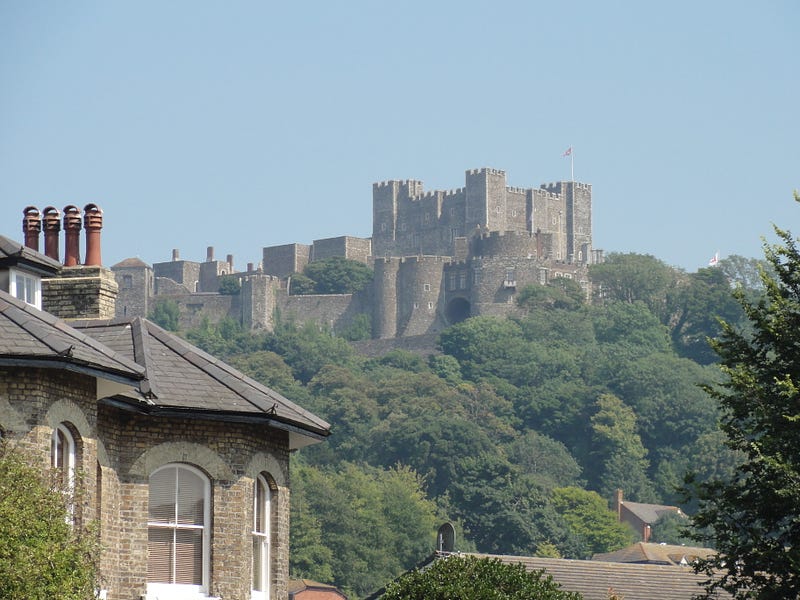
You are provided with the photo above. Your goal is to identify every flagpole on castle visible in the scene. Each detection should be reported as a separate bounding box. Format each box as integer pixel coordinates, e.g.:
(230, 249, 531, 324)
(563, 146, 574, 181)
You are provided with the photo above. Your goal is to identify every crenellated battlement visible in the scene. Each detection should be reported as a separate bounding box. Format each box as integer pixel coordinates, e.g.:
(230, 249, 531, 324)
(467, 167, 506, 177)
(374, 179, 425, 192)
(540, 181, 592, 193)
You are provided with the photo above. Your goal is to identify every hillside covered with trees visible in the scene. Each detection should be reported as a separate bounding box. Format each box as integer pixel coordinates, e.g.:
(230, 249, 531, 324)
(178, 253, 768, 598)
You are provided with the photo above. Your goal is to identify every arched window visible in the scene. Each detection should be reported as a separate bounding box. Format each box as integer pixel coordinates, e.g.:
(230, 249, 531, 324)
(252, 474, 273, 600)
(51, 424, 76, 518)
(51, 423, 76, 480)
(147, 464, 210, 597)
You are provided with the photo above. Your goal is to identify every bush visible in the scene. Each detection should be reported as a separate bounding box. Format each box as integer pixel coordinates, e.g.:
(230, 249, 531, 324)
(381, 554, 581, 600)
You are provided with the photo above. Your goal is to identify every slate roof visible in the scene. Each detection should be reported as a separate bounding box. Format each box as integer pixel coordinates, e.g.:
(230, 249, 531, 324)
(592, 542, 716, 566)
(0, 234, 61, 275)
(72, 317, 330, 447)
(0, 290, 144, 384)
(622, 499, 681, 524)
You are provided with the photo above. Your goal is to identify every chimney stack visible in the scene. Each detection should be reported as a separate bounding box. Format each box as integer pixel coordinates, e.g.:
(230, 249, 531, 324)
(247, 262, 254, 272)
(227, 254, 233, 271)
(22, 206, 42, 251)
(63, 205, 82, 267)
(206, 246, 214, 262)
(172, 249, 180, 261)
(83, 203, 103, 266)
(43, 207, 61, 261)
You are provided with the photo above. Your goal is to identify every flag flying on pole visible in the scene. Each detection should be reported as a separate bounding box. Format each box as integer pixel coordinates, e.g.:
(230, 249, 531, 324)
(562, 147, 572, 157)
(708, 252, 719, 267)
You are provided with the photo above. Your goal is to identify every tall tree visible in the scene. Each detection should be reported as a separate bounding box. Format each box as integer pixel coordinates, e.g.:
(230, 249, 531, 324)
(687, 195, 800, 599)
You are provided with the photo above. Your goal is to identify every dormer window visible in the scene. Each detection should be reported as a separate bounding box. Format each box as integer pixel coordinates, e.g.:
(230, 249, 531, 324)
(9, 268, 41, 309)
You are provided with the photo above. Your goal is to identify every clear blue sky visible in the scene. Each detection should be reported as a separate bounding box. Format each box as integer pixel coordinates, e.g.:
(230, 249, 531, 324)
(1, 1, 797, 272)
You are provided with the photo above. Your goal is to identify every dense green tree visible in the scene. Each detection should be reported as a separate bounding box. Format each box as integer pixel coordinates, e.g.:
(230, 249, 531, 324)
(668, 267, 744, 364)
(718, 254, 773, 292)
(340, 313, 372, 341)
(687, 199, 800, 599)
(648, 511, 694, 546)
(288, 272, 316, 295)
(516, 279, 584, 311)
(0, 443, 98, 599)
(551, 487, 635, 556)
(268, 320, 359, 383)
(381, 554, 582, 600)
(589, 252, 678, 320)
(149, 298, 180, 331)
(303, 256, 374, 294)
(217, 275, 241, 295)
(589, 394, 654, 502)
(505, 431, 582, 490)
(290, 461, 440, 598)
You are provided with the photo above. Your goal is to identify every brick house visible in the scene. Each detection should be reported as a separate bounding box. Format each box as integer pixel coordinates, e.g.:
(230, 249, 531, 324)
(0, 206, 330, 600)
(613, 489, 685, 542)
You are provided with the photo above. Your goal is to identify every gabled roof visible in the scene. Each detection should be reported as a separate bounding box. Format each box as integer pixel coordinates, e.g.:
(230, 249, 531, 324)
(621, 500, 681, 524)
(0, 234, 61, 275)
(71, 317, 330, 448)
(0, 290, 144, 384)
(592, 542, 716, 566)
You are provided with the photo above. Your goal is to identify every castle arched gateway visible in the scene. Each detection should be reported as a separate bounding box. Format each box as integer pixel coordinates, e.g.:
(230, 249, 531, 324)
(445, 297, 471, 325)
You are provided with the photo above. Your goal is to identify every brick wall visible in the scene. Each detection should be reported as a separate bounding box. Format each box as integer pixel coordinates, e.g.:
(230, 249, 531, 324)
(0, 367, 294, 600)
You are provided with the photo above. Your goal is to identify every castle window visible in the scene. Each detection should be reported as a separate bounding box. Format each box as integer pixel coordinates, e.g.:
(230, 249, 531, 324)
(252, 474, 274, 600)
(473, 269, 481, 286)
(448, 274, 456, 290)
(413, 302, 419, 309)
(122, 274, 133, 289)
(511, 209, 518, 218)
(424, 213, 431, 224)
(147, 464, 210, 598)
(380, 223, 387, 232)
(459, 273, 467, 289)
(427, 302, 433, 310)
(423, 283, 431, 292)
(9, 268, 41, 309)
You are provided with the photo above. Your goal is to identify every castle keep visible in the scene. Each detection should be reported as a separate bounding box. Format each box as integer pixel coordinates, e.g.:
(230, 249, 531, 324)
(112, 168, 601, 339)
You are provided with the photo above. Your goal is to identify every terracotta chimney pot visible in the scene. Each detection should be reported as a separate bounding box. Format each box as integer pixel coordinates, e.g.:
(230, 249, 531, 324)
(63, 205, 82, 266)
(83, 204, 103, 266)
(43, 206, 61, 261)
(22, 206, 41, 251)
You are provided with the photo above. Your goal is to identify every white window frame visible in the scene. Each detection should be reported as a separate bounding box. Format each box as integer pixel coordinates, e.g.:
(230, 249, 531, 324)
(147, 464, 211, 600)
(9, 267, 42, 309)
(251, 474, 272, 600)
(51, 423, 76, 520)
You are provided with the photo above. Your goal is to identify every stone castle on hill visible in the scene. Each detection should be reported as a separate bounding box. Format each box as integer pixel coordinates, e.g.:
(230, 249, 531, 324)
(113, 167, 603, 339)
